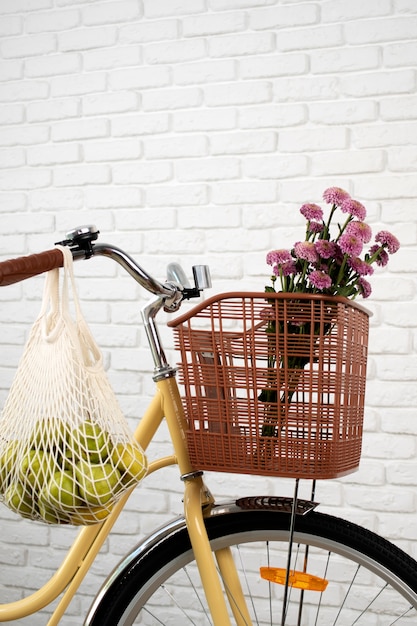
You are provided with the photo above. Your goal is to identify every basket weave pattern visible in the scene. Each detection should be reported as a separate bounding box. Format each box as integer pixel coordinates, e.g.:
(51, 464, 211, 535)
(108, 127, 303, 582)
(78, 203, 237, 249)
(171, 292, 370, 480)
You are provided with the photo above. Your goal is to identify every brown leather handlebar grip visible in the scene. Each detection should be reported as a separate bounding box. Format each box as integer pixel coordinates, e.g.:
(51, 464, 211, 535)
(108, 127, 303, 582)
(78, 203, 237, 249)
(0, 248, 64, 286)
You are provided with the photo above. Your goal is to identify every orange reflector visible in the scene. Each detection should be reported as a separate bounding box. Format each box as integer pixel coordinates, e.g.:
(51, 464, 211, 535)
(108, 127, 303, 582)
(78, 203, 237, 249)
(260, 567, 328, 592)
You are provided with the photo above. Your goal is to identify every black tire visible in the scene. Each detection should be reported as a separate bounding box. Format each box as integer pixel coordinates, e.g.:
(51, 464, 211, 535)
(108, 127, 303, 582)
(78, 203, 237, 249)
(87, 508, 417, 625)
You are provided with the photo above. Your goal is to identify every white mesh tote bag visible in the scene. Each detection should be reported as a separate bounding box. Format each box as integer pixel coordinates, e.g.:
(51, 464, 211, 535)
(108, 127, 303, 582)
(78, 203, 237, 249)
(0, 245, 147, 525)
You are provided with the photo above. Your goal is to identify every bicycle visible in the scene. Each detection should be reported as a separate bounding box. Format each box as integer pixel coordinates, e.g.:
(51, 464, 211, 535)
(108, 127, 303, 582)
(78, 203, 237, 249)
(0, 224, 416, 626)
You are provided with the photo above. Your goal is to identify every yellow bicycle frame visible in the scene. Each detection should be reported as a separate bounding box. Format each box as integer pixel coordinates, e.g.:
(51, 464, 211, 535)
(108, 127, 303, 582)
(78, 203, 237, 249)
(0, 376, 251, 626)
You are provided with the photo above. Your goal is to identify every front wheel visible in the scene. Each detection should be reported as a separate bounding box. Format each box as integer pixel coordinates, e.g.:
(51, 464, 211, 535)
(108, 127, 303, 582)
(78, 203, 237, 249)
(87, 503, 417, 625)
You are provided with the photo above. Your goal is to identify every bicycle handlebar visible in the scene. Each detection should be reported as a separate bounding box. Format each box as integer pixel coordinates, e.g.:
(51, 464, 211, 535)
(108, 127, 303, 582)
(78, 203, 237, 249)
(0, 226, 210, 304)
(0, 248, 65, 286)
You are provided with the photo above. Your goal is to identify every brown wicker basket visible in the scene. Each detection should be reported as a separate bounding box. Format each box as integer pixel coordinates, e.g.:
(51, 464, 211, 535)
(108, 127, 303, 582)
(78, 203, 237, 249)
(169, 292, 370, 480)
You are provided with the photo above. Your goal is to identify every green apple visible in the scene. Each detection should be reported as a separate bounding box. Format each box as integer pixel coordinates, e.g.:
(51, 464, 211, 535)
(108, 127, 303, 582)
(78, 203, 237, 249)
(111, 442, 147, 485)
(70, 421, 110, 464)
(20, 449, 54, 489)
(30, 418, 69, 452)
(4, 482, 34, 519)
(75, 461, 121, 507)
(41, 470, 83, 509)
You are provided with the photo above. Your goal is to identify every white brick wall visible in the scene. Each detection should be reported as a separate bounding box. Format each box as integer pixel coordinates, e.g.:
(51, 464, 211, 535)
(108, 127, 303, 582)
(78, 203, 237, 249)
(0, 0, 416, 623)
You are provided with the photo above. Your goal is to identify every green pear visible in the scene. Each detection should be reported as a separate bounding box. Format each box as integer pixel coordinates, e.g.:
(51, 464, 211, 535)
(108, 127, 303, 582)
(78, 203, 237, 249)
(20, 449, 54, 489)
(70, 421, 110, 464)
(111, 442, 147, 485)
(75, 460, 121, 507)
(0, 440, 19, 493)
(41, 470, 82, 510)
(4, 482, 34, 519)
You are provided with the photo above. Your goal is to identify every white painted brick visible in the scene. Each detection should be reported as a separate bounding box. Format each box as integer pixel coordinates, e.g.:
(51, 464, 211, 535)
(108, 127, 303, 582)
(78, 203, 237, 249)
(341, 69, 415, 98)
(0, 167, 51, 190)
(178, 206, 240, 229)
(240, 52, 307, 79)
(274, 75, 340, 102)
(27, 142, 80, 165)
(250, 3, 318, 29)
(352, 121, 417, 149)
(113, 208, 176, 232)
(142, 86, 202, 111)
(146, 183, 208, 207)
(83, 45, 142, 71)
(240, 103, 306, 128)
(212, 0, 276, 7)
(0, 59, 22, 82)
(50, 71, 106, 97)
(0, 0, 51, 13)
(30, 187, 83, 209)
(211, 180, 277, 204)
(0, 79, 49, 102)
(173, 107, 236, 132)
(84, 138, 141, 162)
(243, 154, 308, 179)
(113, 161, 173, 185)
(25, 9, 80, 33)
(25, 52, 81, 77)
(0, 103, 24, 125)
(1, 33, 56, 58)
(27, 97, 79, 122)
(143, 0, 206, 19)
(210, 130, 276, 155)
(0, 124, 49, 146)
(183, 11, 246, 37)
(0, 147, 25, 169)
(209, 32, 275, 57)
(380, 94, 417, 121)
(109, 66, 170, 90)
(111, 112, 170, 137)
(308, 100, 377, 125)
(205, 80, 271, 106)
(0, 15, 23, 37)
(311, 149, 384, 176)
(321, 0, 391, 22)
(119, 19, 179, 44)
(276, 23, 343, 52)
(85, 186, 142, 208)
(345, 15, 417, 44)
(145, 38, 207, 65)
(173, 58, 236, 85)
(51, 118, 108, 141)
(176, 156, 240, 181)
(82, 0, 140, 26)
(83, 91, 139, 116)
(53, 164, 110, 187)
(145, 134, 208, 159)
(59, 25, 117, 51)
(310, 46, 380, 74)
(279, 127, 348, 152)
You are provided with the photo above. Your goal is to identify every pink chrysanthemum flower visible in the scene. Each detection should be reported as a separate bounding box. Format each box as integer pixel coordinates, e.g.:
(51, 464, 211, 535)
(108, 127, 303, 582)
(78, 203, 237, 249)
(309, 270, 332, 291)
(346, 220, 372, 243)
(294, 241, 319, 263)
(348, 257, 374, 276)
(315, 239, 337, 259)
(375, 230, 400, 254)
(368, 244, 389, 267)
(358, 277, 372, 298)
(338, 233, 363, 257)
(300, 203, 323, 221)
(266, 249, 292, 267)
(340, 198, 367, 221)
(280, 261, 298, 276)
(308, 221, 324, 234)
(322, 187, 351, 206)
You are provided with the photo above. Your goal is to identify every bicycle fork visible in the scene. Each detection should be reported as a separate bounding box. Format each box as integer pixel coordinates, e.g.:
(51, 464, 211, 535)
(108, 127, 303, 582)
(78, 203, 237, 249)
(183, 475, 252, 626)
